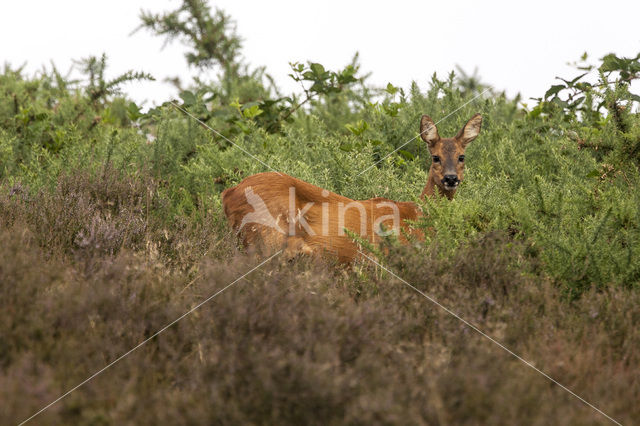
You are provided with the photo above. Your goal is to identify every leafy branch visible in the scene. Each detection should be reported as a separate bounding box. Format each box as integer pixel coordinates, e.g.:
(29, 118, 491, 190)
(136, 0, 242, 75)
(532, 52, 640, 127)
(75, 54, 154, 104)
(269, 61, 359, 128)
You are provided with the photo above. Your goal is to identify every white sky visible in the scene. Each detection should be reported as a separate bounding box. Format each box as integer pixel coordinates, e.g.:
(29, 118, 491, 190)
(1, 1, 639, 110)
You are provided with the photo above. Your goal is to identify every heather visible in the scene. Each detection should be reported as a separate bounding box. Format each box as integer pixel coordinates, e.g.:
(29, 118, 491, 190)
(2, 1, 640, 424)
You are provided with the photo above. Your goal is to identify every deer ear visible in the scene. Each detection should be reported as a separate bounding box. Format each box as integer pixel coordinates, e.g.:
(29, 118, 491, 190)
(456, 114, 482, 146)
(420, 115, 440, 148)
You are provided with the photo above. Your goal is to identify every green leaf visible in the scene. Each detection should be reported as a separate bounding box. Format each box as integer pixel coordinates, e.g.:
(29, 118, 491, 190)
(288, 62, 304, 72)
(345, 120, 369, 136)
(574, 82, 592, 91)
(382, 102, 401, 117)
(600, 53, 627, 73)
(568, 96, 585, 108)
(385, 83, 398, 95)
(544, 84, 564, 99)
(126, 101, 143, 121)
(527, 104, 543, 119)
(242, 104, 263, 119)
(339, 143, 354, 152)
(309, 63, 325, 77)
(337, 66, 357, 85)
(569, 72, 589, 85)
(179, 90, 196, 106)
(229, 98, 241, 110)
(551, 97, 568, 108)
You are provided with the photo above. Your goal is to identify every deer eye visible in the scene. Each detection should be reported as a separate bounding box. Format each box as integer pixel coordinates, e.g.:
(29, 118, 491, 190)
(458, 155, 465, 162)
(432, 156, 440, 163)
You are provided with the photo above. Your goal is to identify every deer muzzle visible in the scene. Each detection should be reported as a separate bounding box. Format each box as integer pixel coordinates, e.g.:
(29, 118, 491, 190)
(442, 174, 460, 190)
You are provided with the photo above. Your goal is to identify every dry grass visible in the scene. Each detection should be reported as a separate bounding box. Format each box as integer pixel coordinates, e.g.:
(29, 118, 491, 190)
(1, 171, 639, 425)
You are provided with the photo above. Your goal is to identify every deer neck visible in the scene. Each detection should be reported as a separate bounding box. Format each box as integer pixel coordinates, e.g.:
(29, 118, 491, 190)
(420, 168, 456, 201)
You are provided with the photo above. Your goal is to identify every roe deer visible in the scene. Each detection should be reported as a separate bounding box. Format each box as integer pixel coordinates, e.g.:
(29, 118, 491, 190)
(222, 114, 482, 262)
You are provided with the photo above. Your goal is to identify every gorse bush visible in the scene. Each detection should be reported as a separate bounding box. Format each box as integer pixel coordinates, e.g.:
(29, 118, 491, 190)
(1, 1, 640, 424)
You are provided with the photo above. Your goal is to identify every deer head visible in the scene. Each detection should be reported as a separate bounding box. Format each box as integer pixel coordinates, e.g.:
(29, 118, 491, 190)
(420, 113, 482, 199)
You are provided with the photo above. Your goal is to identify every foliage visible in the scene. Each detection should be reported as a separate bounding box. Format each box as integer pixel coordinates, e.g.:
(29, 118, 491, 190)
(75, 53, 155, 105)
(137, 0, 242, 74)
(530, 52, 640, 163)
(173, 56, 364, 138)
(2, 48, 639, 293)
(1, 2, 640, 423)
(534, 52, 640, 123)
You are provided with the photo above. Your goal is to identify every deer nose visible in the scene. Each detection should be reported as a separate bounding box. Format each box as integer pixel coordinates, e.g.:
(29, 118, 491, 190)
(442, 175, 459, 187)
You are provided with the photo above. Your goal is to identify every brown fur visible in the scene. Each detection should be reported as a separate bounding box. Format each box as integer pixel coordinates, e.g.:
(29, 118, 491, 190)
(222, 114, 482, 261)
(420, 113, 482, 200)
